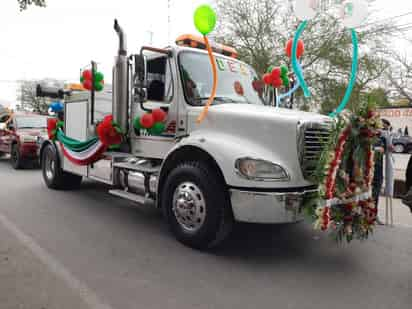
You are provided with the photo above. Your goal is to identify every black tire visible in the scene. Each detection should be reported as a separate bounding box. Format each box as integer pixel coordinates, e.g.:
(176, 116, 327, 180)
(161, 161, 233, 250)
(393, 143, 405, 153)
(11, 144, 24, 169)
(41, 143, 82, 190)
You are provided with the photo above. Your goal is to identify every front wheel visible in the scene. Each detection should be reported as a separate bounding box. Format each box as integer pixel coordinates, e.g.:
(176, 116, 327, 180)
(42, 143, 82, 190)
(161, 161, 233, 250)
(11, 144, 24, 169)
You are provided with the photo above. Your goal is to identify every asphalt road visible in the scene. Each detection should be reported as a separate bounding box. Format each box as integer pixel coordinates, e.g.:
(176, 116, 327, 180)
(0, 156, 411, 309)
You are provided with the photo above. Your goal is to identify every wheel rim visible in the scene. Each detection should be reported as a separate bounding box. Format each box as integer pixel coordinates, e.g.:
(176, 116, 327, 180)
(172, 182, 206, 233)
(45, 150, 55, 180)
(395, 145, 404, 153)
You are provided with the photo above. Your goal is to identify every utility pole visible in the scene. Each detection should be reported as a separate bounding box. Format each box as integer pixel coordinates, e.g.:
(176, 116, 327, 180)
(167, 0, 171, 44)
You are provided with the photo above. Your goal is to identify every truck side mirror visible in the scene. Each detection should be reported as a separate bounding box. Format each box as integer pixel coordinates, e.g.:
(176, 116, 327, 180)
(134, 54, 147, 104)
(134, 54, 146, 85)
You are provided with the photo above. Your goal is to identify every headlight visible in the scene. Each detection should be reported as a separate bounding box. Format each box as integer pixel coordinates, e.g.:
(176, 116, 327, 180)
(235, 158, 289, 181)
(20, 135, 38, 143)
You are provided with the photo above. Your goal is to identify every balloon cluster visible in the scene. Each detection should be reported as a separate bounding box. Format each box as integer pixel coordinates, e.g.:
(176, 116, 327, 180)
(80, 70, 105, 92)
(133, 108, 167, 135)
(96, 115, 123, 146)
(262, 65, 290, 89)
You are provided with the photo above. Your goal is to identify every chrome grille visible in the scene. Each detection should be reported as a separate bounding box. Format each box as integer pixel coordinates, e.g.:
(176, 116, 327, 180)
(298, 121, 333, 180)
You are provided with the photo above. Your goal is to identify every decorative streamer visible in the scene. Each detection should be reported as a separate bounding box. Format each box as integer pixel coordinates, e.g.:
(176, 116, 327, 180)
(291, 20, 310, 98)
(329, 29, 358, 117)
(197, 36, 218, 123)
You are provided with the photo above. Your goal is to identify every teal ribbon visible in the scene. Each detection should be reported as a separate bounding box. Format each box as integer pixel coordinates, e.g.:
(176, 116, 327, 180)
(56, 129, 99, 152)
(292, 20, 310, 98)
(329, 29, 358, 117)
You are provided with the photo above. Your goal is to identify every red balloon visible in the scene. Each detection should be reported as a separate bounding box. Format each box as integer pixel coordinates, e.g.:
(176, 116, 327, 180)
(82, 69, 93, 81)
(271, 67, 281, 79)
(262, 73, 273, 85)
(152, 108, 167, 122)
(140, 113, 154, 129)
(83, 80, 92, 90)
(272, 78, 282, 88)
(285, 39, 304, 59)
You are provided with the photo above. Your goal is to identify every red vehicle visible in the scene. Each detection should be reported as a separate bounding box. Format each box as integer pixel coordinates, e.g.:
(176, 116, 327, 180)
(0, 113, 48, 169)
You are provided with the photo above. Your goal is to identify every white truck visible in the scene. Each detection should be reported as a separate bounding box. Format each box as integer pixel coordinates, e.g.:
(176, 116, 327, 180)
(40, 21, 330, 249)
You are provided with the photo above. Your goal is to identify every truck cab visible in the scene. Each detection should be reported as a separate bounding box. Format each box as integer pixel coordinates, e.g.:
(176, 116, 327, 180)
(40, 21, 330, 249)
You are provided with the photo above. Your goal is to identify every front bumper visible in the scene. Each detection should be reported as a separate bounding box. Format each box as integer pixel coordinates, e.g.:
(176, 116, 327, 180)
(229, 187, 317, 224)
(20, 143, 39, 159)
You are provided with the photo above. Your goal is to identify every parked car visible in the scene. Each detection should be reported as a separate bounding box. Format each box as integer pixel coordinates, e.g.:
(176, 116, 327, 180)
(0, 113, 48, 169)
(392, 135, 412, 154)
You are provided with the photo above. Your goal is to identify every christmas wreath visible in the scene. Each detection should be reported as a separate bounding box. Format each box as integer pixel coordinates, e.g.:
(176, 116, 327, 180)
(303, 102, 382, 243)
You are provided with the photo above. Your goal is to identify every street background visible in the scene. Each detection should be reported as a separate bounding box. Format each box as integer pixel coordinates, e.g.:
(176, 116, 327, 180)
(0, 155, 411, 309)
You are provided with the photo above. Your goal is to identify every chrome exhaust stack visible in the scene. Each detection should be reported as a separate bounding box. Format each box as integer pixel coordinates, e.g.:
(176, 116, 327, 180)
(113, 19, 129, 133)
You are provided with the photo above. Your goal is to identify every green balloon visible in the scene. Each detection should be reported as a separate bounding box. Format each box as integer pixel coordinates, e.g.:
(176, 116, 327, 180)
(94, 82, 104, 92)
(133, 116, 141, 130)
(282, 76, 290, 87)
(280, 65, 288, 77)
(80, 76, 84, 83)
(194, 5, 216, 35)
(266, 65, 275, 73)
(150, 122, 165, 135)
(94, 71, 104, 83)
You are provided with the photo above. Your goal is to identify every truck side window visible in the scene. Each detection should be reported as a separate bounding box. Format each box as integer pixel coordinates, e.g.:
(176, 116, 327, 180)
(146, 56, 173, 103)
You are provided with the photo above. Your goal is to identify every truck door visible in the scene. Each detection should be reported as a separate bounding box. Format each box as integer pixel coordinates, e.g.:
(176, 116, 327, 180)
(131, 53, 179, 159)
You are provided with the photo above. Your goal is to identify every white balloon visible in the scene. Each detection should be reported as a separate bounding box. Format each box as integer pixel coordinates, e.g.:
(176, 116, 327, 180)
(294, 0, 318, 20)
(341, 0, 368, 28)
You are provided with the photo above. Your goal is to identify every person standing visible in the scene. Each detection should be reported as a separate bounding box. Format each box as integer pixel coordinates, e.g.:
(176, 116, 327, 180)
(401, 155, 412, 213)
(372, 119, 393, 224)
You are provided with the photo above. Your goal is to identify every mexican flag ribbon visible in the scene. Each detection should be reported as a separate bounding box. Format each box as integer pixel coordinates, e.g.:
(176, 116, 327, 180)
(47, 115, 123, 166)
(60, 139, 107, 166)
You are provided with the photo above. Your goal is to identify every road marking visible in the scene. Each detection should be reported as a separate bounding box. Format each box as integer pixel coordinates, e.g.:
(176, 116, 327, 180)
(0, 212, 114, 309)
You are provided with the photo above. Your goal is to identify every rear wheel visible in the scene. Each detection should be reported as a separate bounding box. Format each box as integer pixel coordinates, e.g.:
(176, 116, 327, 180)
(161, 161, 233, 250)
(42, 143, 82, 190)
(11, 144, 24, 169)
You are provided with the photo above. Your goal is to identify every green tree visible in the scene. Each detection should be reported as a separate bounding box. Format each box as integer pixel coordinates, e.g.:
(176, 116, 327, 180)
(215, 0, 394, 113)
(17, 0, 46, 10)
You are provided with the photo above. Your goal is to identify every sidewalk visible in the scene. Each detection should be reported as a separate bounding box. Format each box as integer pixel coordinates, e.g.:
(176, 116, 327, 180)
(377, 196, 412, 227)
(0, 219, 90, 309)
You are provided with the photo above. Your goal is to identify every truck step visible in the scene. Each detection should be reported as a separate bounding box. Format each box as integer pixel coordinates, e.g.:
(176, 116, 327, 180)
(113, 161, 160, 173)
(108, 189, 154, 206)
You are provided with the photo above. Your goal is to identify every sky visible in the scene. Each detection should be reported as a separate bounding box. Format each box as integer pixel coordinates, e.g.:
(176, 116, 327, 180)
(0, 0, 411, 108)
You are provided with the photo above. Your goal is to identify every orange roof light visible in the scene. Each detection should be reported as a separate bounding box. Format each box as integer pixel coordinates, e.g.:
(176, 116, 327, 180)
(176, 34, 238, 59)
(66, 83, 86, 91)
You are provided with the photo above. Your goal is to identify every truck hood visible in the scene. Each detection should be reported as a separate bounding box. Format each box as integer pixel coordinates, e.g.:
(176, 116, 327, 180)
(187, 103, 330, 187)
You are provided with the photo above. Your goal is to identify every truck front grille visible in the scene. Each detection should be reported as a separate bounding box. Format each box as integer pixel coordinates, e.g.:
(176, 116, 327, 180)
(298, 121, 332, 180)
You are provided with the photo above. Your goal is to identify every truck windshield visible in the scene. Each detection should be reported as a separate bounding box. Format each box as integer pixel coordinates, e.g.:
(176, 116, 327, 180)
(15, 116, 47, 129)
(179, 52, 264, 106)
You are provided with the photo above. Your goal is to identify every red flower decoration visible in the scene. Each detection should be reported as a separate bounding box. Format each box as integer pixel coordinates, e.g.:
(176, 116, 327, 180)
(96, 115, 122, 146)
